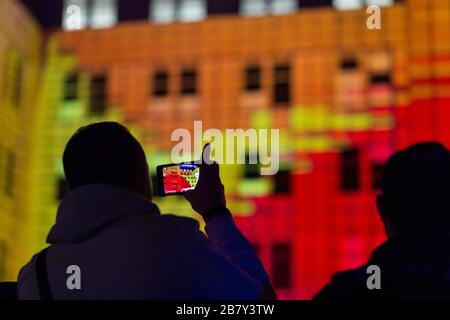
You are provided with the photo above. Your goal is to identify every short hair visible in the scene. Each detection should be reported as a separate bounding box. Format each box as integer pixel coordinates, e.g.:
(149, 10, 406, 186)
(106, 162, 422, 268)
(381, 142, 450, 230)
(63, 122, 148, 190)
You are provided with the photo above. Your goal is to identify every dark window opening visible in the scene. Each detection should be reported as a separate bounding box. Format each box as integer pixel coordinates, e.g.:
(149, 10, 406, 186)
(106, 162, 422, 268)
(118, 0, 150, 21)
(341, 148, 360, 191)
(245, 65, 261, 91)
(181, 69, 197, 95)
(153, 70, 169, 97)
(0, 240, 6, 279)
(340, 57, 358, 70)
(274, 169, 291, 194)
(273, 64, 290, 105)
(370, 73, 391, 84)
(64, 73, 79, 101)
(89, 75, 107, 114)
(253, 243, 260, 257)
(4, 150, 15, 197)
(272, 243, 291, 289)
(208, 0, 239, 15)
(244, 153, 260, 179)
(57, 177, 69, 200)
(13, 59, 23, 107)
(1, 54, 8, 99)
(372, 163, 384, 190)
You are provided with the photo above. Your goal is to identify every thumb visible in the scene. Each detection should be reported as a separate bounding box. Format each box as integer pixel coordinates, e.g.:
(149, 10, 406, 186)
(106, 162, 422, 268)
(202, 143, 213, 165)
(184, 189, 195, 201)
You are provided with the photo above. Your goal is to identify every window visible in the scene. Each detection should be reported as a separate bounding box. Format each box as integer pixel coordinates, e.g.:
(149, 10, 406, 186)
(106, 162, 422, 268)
(273, 64, 291, 105)
(333, 0, 393, 10)
(240, 0, 266, 16)
(253, 243, 260, 257)
(367, 0, 394, 6)
(333, 0, 362, 10)
(4, 150, 15, 197)
(62, 0, 117, 30)
(240, 0, 298, 16)
(0, 144, 3, 186)
(244, 153, 260, 179)
(64, 73, 79, 101)
(153, 71, 169, 97)
(340, 57, 359, 70)
(12, 58, 22, 107)
(89, 75, 107, 114)
(370, 73, 391, 84)
(341, 148, 360, 191)
(274, 169, 291, 194)
(181, 69, 197, 95)
(178, 0, 207, 22)
(4, 50, 22, 107)
(272, 243, 291, 288)
(372, 163, 384, 190)
(57, 178, 69, 200)
(245, 65, 261, 91)
(270, 0, 298, 15)
(0, 240, 6, 280)
(150, 0, 206, 23)
(150, 0, 176, 23)
(90, 0, 118, 29)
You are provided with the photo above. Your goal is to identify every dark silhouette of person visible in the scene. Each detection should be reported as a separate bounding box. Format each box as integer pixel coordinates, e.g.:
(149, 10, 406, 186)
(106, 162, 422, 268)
(17, 122, 276, 300)
(0, 282, 16, 300)
(315, 142, 450, 299)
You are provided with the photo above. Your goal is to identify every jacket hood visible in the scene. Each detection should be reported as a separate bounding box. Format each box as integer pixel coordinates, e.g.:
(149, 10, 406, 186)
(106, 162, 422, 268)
(47, 184, 160, 244)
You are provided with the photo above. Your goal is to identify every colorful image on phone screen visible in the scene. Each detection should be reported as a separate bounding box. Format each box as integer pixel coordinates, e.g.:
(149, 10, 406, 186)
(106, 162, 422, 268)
(161, 164, 200, 195)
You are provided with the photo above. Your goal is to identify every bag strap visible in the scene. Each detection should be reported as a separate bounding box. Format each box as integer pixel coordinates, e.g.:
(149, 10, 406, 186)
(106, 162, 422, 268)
(36, 247, 53, 300)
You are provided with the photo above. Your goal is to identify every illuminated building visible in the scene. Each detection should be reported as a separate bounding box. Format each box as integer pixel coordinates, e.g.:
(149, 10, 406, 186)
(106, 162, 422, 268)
(0, 0, 42, 281)
(1, 0, 449, 299)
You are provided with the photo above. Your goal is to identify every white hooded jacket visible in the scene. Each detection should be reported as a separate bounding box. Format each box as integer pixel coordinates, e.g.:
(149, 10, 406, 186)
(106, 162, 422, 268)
(17, 184, 273, 299)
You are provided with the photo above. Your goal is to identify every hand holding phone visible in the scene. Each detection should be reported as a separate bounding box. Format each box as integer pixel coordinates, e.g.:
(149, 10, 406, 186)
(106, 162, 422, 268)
(156, 144, 226, 219)
(184, 144, 226, 218)
(156, 162, 200, 197)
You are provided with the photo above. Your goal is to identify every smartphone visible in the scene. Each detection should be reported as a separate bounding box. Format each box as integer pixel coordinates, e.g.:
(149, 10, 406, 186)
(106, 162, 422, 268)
(156, 162, 200, 197)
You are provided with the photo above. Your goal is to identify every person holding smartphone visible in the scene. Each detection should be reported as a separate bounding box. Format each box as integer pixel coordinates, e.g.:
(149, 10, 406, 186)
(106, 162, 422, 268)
(17, 121, 276, 300)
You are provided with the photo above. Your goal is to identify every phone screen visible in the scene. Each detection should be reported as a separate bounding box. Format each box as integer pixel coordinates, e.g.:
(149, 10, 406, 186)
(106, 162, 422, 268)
(157, 163, 200, 196)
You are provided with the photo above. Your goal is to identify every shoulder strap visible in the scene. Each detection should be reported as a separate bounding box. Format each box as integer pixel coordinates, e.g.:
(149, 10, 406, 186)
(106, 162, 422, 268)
(36, 247, 53, 300)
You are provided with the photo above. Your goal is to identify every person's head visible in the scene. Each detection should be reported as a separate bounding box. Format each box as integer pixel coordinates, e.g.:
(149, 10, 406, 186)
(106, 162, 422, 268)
(377, 142, 450, 238)
(63, 122, 152, 199)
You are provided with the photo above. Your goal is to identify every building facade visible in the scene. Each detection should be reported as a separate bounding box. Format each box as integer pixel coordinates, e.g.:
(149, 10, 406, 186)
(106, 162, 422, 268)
(0, 0, 42, 281)
(1, 0, 450, 299)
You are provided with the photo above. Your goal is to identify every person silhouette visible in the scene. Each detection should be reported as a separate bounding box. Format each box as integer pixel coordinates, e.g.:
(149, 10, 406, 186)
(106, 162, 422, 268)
(17, 122, 276, 300)
(315, 142, 450, 300)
